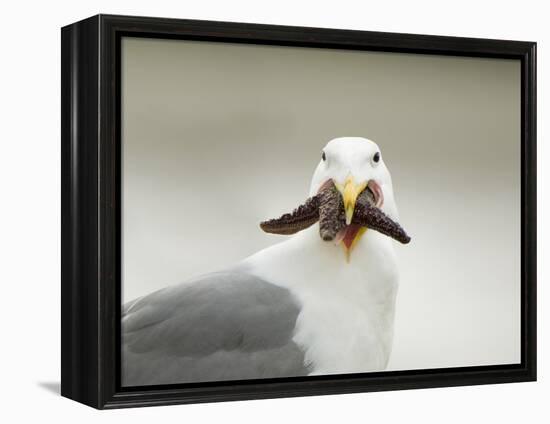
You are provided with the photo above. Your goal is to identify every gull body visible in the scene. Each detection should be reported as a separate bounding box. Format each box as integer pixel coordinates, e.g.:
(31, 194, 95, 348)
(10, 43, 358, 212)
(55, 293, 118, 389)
(122, 137, 402, 385)
(241, 224, 398, 374)
(243, 137, 400, 373)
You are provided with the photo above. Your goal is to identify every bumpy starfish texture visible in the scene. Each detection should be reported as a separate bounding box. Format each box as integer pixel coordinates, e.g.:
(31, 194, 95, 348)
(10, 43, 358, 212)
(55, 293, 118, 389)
(260, 180, 410, 244)
(317, 184, 348, 241)
(259, 196, 320, 235)
(354, 191, 410, 244)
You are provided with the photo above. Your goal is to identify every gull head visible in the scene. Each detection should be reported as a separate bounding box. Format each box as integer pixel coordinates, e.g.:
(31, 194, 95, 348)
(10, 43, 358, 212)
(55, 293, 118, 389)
(259, 136, 408, 261)
(309, 137, 400, 255)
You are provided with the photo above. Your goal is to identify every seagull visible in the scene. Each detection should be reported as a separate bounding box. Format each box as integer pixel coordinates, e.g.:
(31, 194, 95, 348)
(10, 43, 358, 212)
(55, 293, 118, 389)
(122, 137, 408, 386)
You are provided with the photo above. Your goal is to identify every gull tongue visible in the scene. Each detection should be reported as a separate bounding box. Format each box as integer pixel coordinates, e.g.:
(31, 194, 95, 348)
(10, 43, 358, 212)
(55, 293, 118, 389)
(339, 224, 363, 249)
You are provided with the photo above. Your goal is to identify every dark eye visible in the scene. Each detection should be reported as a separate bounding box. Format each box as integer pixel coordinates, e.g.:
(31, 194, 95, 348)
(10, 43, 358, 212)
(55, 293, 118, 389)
(373, 152, 380, 163)
(322, 151, 326, 161)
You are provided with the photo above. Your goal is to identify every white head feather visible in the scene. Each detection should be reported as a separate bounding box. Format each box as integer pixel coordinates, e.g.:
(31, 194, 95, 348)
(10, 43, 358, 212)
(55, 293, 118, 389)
(309, 137, 399, 221)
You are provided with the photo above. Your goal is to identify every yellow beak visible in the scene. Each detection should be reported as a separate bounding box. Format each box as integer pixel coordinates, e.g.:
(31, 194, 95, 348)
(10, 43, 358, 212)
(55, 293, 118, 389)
(335, 175, 367, 225)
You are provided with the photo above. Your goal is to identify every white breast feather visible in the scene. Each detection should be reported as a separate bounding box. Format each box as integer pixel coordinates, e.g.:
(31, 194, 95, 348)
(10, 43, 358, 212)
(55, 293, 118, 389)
(242, 225, 399, 375)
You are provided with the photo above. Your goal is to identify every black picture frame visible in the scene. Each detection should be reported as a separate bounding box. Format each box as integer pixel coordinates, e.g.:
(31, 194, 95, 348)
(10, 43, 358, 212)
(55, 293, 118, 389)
(61, 14, 537, 409)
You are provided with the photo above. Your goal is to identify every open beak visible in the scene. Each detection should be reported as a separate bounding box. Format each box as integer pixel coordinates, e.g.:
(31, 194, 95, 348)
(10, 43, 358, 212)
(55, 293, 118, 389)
(335, 175, 367, 225)
(260, 177, 408, 261)
(335, 175, 368, 260)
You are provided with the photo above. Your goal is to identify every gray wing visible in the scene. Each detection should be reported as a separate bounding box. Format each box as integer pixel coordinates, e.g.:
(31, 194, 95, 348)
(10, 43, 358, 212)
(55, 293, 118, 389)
(122, 270, 310, 386)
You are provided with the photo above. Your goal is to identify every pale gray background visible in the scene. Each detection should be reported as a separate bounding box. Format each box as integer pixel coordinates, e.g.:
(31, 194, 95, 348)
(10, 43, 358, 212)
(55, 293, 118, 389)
(122, 37, 521, 371)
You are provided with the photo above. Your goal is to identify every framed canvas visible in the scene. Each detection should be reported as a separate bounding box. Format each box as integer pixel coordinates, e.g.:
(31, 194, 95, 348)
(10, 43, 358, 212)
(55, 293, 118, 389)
(61, 14, 537, 409)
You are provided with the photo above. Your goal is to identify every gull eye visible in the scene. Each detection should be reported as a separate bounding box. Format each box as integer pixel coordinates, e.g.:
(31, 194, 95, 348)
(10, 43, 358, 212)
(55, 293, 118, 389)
(322, 151, 326, 161)
(372, 152, 380, 164)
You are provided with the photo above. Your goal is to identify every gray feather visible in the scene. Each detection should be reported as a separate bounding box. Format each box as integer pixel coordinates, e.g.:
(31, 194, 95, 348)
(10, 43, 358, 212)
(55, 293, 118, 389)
(122, 270, 309, 386)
